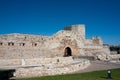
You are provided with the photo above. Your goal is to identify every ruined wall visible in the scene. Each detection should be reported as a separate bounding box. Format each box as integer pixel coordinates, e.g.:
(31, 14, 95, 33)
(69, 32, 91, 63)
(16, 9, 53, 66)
(0, 24, 111, 78)
(11, 57, 90, 78)
(14, 59, 90, 78)
(0, 31, 82, 59)
(0, 24, 110, 59)
(110, 54, 120, 60)
(0, 57, 90, 78)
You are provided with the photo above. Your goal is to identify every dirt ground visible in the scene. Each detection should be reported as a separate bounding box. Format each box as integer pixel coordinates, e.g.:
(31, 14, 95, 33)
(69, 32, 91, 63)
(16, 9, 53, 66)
(77, 60, 120, 73)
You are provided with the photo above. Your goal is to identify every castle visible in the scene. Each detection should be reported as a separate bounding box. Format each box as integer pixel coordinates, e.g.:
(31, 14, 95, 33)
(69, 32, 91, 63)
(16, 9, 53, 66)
(0, 24, 110, 59)
(0, 24, 111, 78)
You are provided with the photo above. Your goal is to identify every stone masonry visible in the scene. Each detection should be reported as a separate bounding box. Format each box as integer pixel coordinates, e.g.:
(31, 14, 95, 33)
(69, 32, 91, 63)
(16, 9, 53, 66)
(0, 24, 110, 60)
(0, 24, 112, 78)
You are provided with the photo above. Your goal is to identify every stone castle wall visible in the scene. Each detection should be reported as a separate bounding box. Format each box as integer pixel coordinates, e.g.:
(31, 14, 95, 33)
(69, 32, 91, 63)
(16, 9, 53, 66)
(0, 24, 110, 60)
(0, 24, 111, 78)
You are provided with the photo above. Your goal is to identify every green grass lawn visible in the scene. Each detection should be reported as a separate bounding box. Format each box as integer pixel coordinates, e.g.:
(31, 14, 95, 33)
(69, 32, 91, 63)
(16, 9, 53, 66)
(17, 68, 120, 80)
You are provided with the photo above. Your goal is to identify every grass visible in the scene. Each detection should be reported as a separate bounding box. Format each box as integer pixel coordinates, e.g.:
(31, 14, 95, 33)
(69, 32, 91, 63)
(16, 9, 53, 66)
(17, 68, 120, 80)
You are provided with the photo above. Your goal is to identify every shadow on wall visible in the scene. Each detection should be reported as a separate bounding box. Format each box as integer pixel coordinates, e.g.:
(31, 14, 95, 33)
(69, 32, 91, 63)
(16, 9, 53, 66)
(0, 69, 15, 80)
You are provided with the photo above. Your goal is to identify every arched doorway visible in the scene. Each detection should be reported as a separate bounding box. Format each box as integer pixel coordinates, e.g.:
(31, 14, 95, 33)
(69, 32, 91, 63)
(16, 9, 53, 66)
(64, 47, 72, 57)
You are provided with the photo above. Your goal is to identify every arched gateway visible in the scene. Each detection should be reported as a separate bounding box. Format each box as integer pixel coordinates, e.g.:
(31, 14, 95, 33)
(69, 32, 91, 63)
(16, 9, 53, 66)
(64, 47, 72, 57)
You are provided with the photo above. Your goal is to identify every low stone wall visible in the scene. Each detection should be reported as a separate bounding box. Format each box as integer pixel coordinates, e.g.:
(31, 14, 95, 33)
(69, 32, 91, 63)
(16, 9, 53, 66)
(0, 57, 73, 66)
(110, 54, 120, 59)
(0, 57, 90, 78)
(24, 57, 74, 65)
(14, 59, 90, 78)
(110, 51, 118, 55)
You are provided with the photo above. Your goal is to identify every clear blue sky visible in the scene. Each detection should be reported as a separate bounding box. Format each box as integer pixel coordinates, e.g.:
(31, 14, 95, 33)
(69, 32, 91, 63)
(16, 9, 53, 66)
(0, 0, 120, 45)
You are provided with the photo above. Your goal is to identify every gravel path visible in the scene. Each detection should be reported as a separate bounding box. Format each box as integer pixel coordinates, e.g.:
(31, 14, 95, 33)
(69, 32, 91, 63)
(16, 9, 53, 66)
(77, 60, 120, 73)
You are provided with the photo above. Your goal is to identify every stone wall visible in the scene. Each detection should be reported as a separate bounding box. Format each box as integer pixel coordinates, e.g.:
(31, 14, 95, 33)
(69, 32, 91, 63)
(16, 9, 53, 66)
(110, 54, 120, 59)
(0, 57, 74, 66)
(0, 59, 21, 66)
(0, 31, 83, 59)
(0, 57, 90, 78)
(110, 51, 118, 54)
(0, 24, 110, 60)
(0, 24, 111, 78)
(13, 57, 90, 78)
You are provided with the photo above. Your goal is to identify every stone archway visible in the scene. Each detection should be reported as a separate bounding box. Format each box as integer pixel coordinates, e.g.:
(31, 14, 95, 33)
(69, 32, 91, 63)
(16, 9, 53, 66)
(64, 47, 72, 57)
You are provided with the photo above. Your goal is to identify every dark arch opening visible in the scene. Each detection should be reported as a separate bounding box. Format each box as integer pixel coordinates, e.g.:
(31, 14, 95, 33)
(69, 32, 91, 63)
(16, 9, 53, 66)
(64, 47, 72, 57)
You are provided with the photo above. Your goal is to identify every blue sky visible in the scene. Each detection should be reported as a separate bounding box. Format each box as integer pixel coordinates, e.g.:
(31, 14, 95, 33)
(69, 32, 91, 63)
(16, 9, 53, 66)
(0, 0, 120, 45)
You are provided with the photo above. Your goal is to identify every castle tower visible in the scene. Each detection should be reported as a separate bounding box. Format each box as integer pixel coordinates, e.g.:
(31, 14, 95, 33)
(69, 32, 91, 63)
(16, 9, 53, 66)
(64, 24, 85, 39)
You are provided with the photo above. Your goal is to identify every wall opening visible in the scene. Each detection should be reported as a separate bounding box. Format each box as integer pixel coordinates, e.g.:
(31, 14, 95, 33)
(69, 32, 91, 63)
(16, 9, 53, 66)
(8, 42, 14, 46)
(20, 43, 25, 46)
(0, 42, 3, 46)
(64, 47, 72, 57)
(34, 43, 37, 46)
(32, 43, 37, 46)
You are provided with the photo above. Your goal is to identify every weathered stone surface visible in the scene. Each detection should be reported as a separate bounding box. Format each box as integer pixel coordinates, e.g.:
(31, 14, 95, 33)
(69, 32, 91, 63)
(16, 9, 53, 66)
(0, 24, 110, 59)
(0, 57, 90, 78)
(0, 24, 114, 78)
(13, 57, 90, 78)
(110, 54, 120, 59)
(0, 59, 21, 66)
